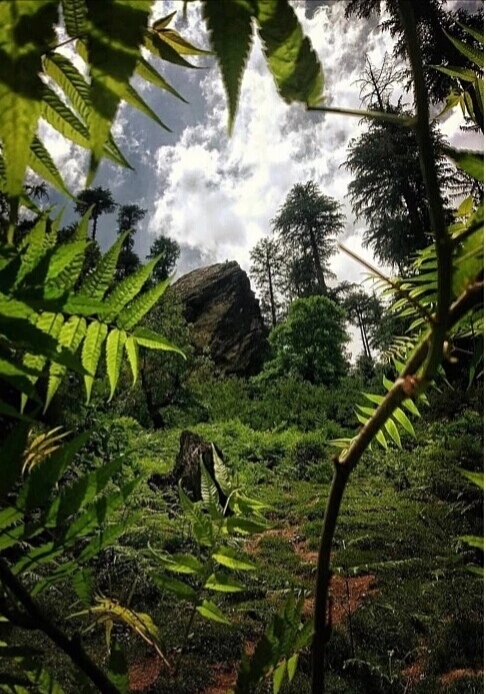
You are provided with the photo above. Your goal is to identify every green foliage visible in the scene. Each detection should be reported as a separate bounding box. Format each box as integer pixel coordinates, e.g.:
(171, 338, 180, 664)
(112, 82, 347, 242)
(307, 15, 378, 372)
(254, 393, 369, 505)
(272, 181, 344, 296)
(263, 296, 349, 386)
(203, 0, 324, 132)
(345, 103, 465, 271)
(234, 593, 312, 694)
(146, 448, 268, 667)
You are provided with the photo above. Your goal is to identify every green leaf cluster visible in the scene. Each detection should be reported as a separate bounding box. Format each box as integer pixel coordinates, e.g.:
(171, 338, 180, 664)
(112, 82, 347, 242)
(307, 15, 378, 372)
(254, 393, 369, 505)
(202, 0, 324, 132)
(0, 215, 182, 413)
(234, 592, 312, 694)
(148, 447, 267, 630)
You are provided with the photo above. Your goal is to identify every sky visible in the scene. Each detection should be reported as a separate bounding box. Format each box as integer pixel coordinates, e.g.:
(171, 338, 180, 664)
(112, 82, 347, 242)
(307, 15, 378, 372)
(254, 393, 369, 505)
(41, 0, 483, 356)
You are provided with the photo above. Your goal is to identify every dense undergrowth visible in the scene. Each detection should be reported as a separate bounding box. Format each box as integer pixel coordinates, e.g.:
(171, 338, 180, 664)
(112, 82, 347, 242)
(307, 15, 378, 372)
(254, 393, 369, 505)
(5, 373, 482, 694)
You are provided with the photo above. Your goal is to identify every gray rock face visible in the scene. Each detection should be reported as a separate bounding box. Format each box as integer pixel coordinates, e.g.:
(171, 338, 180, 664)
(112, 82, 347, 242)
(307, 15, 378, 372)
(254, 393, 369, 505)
(173, 261, 267, 377)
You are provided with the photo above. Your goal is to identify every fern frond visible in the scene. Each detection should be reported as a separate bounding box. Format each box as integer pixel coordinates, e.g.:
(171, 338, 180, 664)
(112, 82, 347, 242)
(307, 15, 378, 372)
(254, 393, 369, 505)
(82, 1, 152, 182)
(22, 427, 70, 476)
(106, 328, 127, 401)
(44, 315, 86, 411)
(202, 0, 254, 133)
(82, 320, 108, 403)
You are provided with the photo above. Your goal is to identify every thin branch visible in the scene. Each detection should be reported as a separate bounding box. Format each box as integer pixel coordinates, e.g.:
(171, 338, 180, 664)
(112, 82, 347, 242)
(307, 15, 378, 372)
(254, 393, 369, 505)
(307, 104, 415, 126)
(0, 559, 121, 694)
(311, 277, 483, 694)
(339, 243, 434, 325)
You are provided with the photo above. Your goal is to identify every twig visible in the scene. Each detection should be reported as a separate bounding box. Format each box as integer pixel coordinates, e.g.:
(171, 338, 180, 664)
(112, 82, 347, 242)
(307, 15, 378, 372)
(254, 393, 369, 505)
(339, 243, 434, 325)
(0, 558, 121, 694)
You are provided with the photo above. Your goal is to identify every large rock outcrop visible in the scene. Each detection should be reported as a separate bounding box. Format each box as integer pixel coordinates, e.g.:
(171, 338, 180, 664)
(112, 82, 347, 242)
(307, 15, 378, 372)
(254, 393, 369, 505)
(173, 261, 267, 377)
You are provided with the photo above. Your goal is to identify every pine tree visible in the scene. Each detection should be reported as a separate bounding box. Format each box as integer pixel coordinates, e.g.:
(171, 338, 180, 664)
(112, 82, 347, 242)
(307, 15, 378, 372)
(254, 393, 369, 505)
(272, 181, 343, 296)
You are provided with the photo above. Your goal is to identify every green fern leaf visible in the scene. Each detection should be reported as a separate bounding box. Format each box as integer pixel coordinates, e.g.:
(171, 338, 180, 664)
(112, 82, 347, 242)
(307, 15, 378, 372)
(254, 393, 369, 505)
(83, 0, 152, 182)
(78, 232, 128, 300)
(82, 320, 108, 402)
(61, 0, 89, 37)
(122, 82, 171, 131)
(45, 316, 86, 411)
(356, 405, 375, 417)
(29, 136, 74, 199)
(42, 53, 90, 121)
(77, 39, 171, 131)
(132, 326, 185, 356)
(200, 461, 222, 513)
(41, 83, 90, 145)
(135, 54, 187, 102)
(212, 444, 232, 496)
(443, 146, 483, 182)
(392, 407, 416, 437)
(62, 480, 137, 543)
(105, 132, 135, 169)
(197, 599, 230, 625)
(204, 573, 244, 593)
(433, 65, 477, 82)
(202, 0, 254, 132)
(72, 207, 93, 241)
(256, 0, 324, 106)
(45, 456, 124, 528)
(151, 10, 176, 30)
(106, 328, 127, 401)
(445, 31, 484, 69)
(103, 256, 163, 323)
(153, 18, 212, 56)
(124, 335, 138, 385)
(143, 29, 198, 68)
(15, 216, 51, 287)
(116, 276, 171, 330)
(457, 21, 484, 45)
(362, 392, 384, 406)
(18, 431, 91, 512)
(375, 428, 388, 449)
(43, 52, 131, 168)
(54, 226, 92, 291)
(384, 418, 402, 449)
(46, 241, 87, 285)
(21, 311, 64, 411)
(0, 1, 58, 205)
(150, 571, 198, 601)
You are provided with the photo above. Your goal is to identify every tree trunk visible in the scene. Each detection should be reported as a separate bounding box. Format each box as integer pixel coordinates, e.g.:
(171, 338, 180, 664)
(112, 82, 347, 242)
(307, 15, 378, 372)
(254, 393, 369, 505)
(140, 361, 165, 429)
(91, 213, 98, 241)
(266, 247, 277, 328)
(356, 308, 371, 359)
(308, 226, 327, 294)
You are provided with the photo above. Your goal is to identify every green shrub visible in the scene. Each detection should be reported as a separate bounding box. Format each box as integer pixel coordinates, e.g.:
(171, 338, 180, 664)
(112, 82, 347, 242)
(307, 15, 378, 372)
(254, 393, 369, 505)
(291, 432, 329, 480)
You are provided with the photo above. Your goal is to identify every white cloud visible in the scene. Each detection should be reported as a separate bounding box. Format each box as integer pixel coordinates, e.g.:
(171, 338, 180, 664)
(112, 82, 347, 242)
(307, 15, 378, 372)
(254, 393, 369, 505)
(147, 1, 393, 287)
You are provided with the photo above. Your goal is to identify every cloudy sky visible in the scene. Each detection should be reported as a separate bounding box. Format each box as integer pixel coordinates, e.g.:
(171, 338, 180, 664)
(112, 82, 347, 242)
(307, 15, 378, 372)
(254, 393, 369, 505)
(42, 0, 482, 353)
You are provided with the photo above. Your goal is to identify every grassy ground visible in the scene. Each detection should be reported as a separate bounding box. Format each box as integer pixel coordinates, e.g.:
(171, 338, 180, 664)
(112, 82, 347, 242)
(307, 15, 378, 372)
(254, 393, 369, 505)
(101, 405, 483, 694)
(4, 396, 483, 693)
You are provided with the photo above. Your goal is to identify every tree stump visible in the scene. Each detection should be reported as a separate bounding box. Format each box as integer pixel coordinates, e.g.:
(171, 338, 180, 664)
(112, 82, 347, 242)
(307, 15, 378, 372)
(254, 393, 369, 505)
(148, 431, 228, 509)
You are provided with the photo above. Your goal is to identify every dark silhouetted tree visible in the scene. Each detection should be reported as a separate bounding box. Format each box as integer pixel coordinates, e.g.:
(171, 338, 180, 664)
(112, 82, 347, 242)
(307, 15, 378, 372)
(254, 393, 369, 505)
(250, 237, 286, 327)
(115, 204, 146, 281)
(74, 186, 116, 240)
(345, 103, 463, 271)
(345, 0, 483, 121)
(147, 235, 180, 284)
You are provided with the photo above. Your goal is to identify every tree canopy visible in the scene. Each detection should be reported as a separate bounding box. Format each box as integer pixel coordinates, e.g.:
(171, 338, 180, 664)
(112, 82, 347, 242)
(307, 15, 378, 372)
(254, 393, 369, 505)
(272, 181, 343, 296)
(345, 103, 463, 271)
(264, 296, 349, 386)
(74, 186, 117, 240)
